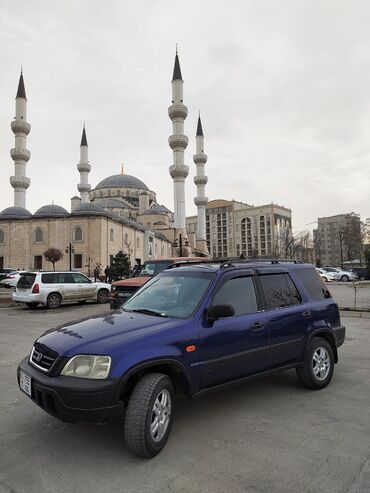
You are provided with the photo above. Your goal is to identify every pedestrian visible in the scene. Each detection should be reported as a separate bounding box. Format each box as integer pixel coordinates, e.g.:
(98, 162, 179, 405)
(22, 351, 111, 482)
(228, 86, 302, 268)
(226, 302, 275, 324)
(94, 265, 100, 282)
(104, 265, 110, 283)
(132, 258, 142, 277)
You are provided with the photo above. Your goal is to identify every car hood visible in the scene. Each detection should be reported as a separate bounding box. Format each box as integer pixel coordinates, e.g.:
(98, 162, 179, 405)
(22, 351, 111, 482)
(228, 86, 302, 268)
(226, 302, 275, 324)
(36, 310, 180, 356)
(112, 277, 151, 287)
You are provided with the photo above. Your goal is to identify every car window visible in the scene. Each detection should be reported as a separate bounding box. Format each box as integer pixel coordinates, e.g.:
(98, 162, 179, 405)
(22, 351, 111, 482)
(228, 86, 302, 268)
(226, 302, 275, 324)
(57, 273, 75, 283)
(259, 273, 301, 310)
(294, 268, 330, 301)
(212, 276, 258, 316)
(72, 273, 90, 284)
(41, 273, 57, 284)
(17, 273, 36, 288)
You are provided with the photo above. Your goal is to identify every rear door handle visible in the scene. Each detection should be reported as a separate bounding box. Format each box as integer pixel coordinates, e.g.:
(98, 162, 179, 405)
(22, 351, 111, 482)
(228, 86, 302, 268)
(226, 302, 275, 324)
(250, 321, 264, 331)
(302, 311, 311, 318)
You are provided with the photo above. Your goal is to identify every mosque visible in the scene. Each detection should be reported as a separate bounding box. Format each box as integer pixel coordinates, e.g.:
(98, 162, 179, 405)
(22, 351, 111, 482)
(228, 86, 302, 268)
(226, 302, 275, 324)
(0, 52, 210, 273)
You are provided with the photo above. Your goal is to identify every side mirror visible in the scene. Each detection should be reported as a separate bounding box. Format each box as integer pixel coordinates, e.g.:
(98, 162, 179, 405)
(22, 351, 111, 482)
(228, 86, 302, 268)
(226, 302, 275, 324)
(207, 304, 235, 323)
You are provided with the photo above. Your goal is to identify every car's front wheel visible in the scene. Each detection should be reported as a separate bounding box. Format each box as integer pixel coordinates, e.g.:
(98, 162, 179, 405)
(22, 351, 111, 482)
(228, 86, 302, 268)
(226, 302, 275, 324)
(124, 373, 174, 458)
(341, 274, 349, 282)
(296, 337, 334, 390)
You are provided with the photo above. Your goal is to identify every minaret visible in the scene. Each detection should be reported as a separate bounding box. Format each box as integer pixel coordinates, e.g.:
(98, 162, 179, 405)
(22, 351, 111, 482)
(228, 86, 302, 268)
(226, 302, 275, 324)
(77, 124, 91, 203)
(10, 70, 31, 208)
(168, 49, 189, 235)
(193, 114, 209, 253)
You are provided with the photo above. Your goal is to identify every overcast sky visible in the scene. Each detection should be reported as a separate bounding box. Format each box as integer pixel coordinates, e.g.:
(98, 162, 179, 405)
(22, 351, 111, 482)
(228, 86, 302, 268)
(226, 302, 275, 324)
(1, 0, 370, 231)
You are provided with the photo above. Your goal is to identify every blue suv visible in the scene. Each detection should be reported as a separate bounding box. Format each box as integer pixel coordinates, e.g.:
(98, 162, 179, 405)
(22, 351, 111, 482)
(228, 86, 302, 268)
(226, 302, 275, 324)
(17, 260, 345, 457)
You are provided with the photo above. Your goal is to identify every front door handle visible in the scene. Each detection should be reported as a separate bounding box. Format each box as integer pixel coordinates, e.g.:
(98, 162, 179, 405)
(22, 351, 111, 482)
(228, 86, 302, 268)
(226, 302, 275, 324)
(302, 311, 311, 318)
(250, 321, 264, 331)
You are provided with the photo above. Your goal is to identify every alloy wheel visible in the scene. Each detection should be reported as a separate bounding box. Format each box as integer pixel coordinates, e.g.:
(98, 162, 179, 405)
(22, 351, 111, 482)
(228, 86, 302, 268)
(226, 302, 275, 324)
(150, 389, 171, 442)
(312, 347, 330, 381)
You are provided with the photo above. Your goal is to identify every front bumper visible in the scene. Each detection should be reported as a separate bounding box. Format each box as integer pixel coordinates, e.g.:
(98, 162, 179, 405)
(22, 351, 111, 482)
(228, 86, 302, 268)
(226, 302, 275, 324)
(17, 357, 120, 423)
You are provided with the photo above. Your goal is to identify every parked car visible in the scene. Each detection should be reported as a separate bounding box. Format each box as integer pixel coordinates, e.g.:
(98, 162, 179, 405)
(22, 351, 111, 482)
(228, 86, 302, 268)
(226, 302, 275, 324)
(346, 267, 369, 281)
(0, 270, 26, 288)
(110, 257, 205, 308)
(13, 271, 110, 309)
(316, 268, 336, 282)
(17, 260, 345, 457)
(0, 268, 18, 282)
(321, 267, 358, 282)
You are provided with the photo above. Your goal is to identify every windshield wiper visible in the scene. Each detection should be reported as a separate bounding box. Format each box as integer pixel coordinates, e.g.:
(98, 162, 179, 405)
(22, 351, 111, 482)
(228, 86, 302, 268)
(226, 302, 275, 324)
(130, 308, 168, 318)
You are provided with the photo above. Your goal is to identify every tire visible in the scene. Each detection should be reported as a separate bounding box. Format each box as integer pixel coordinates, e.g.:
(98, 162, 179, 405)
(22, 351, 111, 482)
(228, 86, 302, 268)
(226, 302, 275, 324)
(26, 302, 39, 309)
(323, 276, 328, 282)
(341, 275, 349, 282)
(97, 289, 109, 304)
(124, 373, 174, 458)
(296, 337, 334, 390)
(46, 293, 62, 309)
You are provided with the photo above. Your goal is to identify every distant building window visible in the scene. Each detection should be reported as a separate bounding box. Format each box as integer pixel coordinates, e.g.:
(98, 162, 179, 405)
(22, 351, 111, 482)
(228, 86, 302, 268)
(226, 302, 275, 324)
(124, 233, 128, 245)
(74, 254, 82, 269)
(110, 228, 114, 242)
(34, 255, 42, 269)
(136, 237, 140, 248)
(0, 229, 4, 244)
(35, 228, 43, 243)
(73, 226, 83, 242)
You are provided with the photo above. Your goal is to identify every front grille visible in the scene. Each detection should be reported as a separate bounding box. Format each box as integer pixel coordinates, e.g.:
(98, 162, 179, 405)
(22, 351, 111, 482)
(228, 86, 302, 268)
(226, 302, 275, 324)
(30, 343, 59, 373)
(115, 285, 137, 294)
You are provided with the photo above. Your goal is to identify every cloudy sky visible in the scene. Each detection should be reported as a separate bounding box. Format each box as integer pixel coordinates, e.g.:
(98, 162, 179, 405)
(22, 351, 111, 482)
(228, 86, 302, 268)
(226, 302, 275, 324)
(1, 0, 370, 231)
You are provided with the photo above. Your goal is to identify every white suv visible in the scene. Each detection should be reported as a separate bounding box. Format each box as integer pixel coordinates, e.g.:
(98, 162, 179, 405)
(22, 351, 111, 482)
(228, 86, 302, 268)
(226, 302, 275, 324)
(13, 271, 110, 309)
(321, 267, 358, 282)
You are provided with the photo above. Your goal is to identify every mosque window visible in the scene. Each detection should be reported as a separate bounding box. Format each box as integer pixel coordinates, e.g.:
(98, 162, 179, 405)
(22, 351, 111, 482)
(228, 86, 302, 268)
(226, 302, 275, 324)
(73, 226, 83, 242)
(110, 228, 114, 242)
(35, 228, 43, 243)
(0, 229, 4, 244)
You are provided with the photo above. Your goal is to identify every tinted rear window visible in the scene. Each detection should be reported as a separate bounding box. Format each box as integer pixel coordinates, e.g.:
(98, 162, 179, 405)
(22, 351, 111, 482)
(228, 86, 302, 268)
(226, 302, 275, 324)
(18, 273, 36, 288)
(259, 273, 301, 309)
(294, 268, 330, 300)
(41, 273, 57, 283)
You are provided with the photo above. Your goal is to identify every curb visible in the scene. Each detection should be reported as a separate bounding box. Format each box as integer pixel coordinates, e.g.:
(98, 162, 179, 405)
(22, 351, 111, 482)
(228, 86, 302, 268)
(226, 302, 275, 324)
(339, 310, 370, 319)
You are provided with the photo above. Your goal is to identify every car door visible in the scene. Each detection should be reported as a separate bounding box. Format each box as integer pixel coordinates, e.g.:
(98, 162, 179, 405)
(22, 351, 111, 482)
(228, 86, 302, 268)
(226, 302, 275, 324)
(56, 272, 77, 301)
(256, 271, 307, 367)
(199, 271, 269, 388)
(72, 273, 96, 300)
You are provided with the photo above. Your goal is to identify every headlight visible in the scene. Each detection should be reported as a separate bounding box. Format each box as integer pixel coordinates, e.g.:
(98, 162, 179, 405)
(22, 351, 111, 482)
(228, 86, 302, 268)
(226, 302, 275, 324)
(60, 355, 111, 379)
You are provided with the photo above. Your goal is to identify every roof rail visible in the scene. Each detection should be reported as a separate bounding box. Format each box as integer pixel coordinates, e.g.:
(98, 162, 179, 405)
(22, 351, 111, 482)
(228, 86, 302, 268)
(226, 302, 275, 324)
(167, 259, 224, 269)
(166, 258, 305, 271)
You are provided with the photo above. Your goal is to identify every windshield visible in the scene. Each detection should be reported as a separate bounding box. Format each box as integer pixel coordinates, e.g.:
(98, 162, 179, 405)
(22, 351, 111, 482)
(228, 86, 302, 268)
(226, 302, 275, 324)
(124, 271, 214, 318)
(138, 261, 174, 277)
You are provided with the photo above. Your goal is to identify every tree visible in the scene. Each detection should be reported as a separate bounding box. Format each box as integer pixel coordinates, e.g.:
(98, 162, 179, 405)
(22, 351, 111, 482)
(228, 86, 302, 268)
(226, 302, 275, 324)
(44, 248, 63, 271)
(110, 251, 130, 280)
(364, 247, 370, 279)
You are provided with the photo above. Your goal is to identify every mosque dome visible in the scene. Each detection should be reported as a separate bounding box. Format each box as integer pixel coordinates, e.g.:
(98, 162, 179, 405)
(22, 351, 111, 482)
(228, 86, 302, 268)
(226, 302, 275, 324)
(0, 206, 32, 219)
(34, 204, 68, 217)
(71, 202, 109, 216)
(142, 204, 172, 215)
(95, 174, 149, 191)
(94, 198, 128, 209)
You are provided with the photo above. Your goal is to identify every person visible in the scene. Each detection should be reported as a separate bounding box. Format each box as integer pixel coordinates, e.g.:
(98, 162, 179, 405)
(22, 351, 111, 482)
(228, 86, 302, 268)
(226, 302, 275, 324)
(104, 265, 111, 283)
(94, 265, 100, 282)
(131, 258, 142, 277)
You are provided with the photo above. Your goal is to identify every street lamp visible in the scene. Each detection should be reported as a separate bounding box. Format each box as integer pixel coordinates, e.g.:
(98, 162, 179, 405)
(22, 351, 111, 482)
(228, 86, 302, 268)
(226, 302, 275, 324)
(174, 233, 190, 257)
(65, 243, 74, 271)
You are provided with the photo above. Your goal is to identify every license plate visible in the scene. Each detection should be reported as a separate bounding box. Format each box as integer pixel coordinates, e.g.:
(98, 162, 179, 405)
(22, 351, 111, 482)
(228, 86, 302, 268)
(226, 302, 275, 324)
(19, 371, 32, 396)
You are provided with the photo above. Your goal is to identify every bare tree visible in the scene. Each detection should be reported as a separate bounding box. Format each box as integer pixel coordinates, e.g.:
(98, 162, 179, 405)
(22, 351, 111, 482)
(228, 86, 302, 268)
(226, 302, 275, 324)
(44, 248, 63, 271)
(279, 228, 296, 258)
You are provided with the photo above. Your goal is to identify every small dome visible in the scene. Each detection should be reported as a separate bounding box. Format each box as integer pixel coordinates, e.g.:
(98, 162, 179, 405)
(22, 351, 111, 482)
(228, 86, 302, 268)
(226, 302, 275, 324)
(34, 204, 68, 217)
(95, 174, 149, 191)
(71, 202, 109, 216)
(143, 204, 172, 215)
(94, 198, 128, 209)
(0, 206, 32, 219)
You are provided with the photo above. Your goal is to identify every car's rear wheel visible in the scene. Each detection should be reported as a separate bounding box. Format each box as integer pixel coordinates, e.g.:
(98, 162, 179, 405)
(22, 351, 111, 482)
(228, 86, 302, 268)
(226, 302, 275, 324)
(97, 289, 109, 304)
(124, 373, 174, 458)
(26, 302, 39, 309)
(296, 337, 334, 390)
(47, 293, 62, 309)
